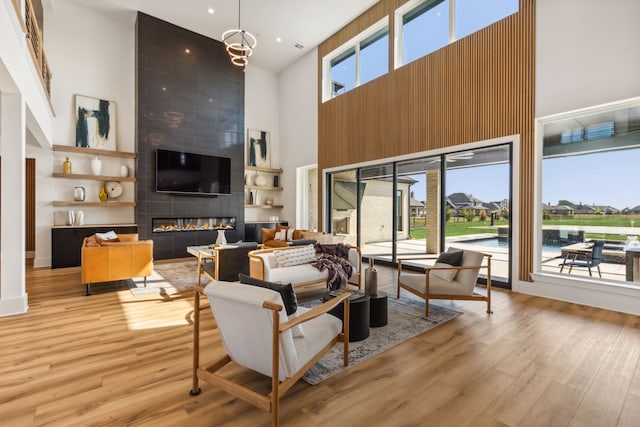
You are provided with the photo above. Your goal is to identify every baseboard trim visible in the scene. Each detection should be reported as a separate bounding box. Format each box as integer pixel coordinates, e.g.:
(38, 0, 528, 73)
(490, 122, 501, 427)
(0, 294, 29, 316)
(516, 274, 640, 316)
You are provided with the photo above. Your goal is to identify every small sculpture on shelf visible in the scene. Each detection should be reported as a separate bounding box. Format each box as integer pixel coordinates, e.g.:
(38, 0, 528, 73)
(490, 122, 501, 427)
(91, 156, 102, 175)
(63, 157, 72, 174)
(98, 184, 108, 202)
(73, 187, 85, 201)
(105, 181, 123, 199)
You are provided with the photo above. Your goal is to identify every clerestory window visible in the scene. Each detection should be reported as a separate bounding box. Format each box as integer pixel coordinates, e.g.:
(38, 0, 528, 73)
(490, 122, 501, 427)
(395, 0, 519, 68)
(323, 18, 389, 101)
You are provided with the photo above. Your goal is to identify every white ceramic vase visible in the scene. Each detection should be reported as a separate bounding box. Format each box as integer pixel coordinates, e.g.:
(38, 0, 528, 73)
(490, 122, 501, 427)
(90, 156, 102, 175)
(119, 165, 129, 177)
(74, 210, 84, 225)
(215, 230, 227, 245)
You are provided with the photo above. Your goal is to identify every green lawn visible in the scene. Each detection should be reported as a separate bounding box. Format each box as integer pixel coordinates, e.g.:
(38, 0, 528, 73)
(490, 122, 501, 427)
(408, 215, 640, 240)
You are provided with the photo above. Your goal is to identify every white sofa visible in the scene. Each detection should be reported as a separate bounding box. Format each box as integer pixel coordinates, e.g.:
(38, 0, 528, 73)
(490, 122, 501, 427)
(248, 245, 362, 290)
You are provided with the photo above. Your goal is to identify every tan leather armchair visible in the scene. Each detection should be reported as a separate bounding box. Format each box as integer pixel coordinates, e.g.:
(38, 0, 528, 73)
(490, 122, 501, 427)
(81, 233, 154, 295)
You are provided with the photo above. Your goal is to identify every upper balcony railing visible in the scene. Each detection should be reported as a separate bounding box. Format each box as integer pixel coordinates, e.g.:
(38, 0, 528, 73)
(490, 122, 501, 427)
(12, 0, 52, 99)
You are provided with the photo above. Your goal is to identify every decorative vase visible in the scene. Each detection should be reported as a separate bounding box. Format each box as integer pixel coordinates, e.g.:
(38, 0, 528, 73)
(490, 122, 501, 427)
(273, 175, 279, 187)
(73, 186, 85, 201)
(215, 230, 227, 246)
(248, 191, 254, 205)
(63, 157, 72, 174)
(90, 156, 102, 175)
(66, 210, 75, 226)
(365, 258, 378, 296)
(119, 165, 129, 177)
(74, 210, 84, 225)
(98, 184, 108, 202)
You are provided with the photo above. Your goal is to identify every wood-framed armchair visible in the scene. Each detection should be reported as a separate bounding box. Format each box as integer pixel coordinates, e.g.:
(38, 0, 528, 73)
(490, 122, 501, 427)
(397, 248, 492, 316)
(190, 281, 351, 427)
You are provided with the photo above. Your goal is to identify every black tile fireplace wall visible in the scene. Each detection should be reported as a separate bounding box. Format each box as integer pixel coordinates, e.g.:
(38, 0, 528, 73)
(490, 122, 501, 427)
(136, 13, 245, 260)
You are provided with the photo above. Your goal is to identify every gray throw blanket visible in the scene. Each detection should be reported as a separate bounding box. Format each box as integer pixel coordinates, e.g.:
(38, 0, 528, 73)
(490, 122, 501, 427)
(312, 244, 353, 290)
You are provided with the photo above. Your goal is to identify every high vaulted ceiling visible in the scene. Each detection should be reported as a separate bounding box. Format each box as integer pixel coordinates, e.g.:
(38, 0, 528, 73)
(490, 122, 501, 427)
(65, 0, 379, 73)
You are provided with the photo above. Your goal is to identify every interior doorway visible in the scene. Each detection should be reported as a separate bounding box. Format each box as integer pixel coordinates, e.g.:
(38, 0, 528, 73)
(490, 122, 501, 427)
(297, 165, 318, 231)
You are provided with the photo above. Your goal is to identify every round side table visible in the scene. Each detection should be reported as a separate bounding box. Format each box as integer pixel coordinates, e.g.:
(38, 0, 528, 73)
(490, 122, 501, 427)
(323, 293, 370, 342)
(369, 291, 388, 327)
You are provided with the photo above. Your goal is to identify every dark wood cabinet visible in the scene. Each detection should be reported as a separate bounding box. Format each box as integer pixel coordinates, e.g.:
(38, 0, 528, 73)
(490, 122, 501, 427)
(51, 225, 138, 268)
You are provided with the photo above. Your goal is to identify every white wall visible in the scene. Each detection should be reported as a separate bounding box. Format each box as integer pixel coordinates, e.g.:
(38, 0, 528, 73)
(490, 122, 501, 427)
(244, 65, 281, 223)
(29, 1, 135, 267)
(536, 0, 640, 117)
(278, 49, 318, 228)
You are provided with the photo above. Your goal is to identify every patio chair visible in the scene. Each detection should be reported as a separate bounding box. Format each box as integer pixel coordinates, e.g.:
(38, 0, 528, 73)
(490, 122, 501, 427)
(564, 240, 604, 277)
(397, 248, 492, 316)
(190, 281, 350, 427)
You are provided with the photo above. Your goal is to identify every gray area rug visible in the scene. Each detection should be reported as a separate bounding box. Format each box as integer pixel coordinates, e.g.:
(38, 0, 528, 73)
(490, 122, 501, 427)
(128, 261, 202, 296)
(301, 296, 461, 385)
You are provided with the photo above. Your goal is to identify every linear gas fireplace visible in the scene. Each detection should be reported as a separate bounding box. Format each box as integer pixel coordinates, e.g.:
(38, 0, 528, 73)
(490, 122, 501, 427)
(152, 217, 236, 233)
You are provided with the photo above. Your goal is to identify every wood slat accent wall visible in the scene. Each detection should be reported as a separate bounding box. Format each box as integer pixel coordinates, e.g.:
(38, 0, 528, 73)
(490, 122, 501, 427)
(318, 0, 535, 281)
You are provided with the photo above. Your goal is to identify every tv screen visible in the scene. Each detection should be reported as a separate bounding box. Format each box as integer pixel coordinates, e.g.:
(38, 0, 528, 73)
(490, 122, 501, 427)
(156, 149, 231, 196)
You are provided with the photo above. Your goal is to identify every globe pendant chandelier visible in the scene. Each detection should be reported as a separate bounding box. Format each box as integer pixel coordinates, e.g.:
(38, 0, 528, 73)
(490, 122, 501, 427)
(221, 0, 257, 68)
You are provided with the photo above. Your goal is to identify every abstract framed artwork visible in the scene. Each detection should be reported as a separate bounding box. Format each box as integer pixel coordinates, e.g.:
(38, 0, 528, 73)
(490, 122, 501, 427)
(247, 129, 270, 168)
(75, 95, 117, 150)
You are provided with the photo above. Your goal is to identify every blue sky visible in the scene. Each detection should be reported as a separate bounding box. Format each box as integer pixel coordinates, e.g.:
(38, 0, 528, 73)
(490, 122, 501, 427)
(542, 150, 639, 209)
(407, 149, 640, 209)
(410, 163, 510, 204)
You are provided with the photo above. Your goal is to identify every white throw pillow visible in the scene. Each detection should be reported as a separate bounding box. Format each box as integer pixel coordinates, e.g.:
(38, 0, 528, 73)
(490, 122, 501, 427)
(273, 245, 316, 268)
(286, 228, 296, 241)
(267, 254, 278, 269)
(274, 230, 286, 240)
(430, 262, 458, 282)
(95, 230, 119, 243)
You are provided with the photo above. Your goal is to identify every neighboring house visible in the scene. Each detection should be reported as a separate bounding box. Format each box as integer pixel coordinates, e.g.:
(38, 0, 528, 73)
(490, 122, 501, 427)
(623, 206, 640, 214)
(556, 200, 620, 215)
(543, 203, 574, 216)
(447, 192, 501, 219)
(409, 192, 425, 218)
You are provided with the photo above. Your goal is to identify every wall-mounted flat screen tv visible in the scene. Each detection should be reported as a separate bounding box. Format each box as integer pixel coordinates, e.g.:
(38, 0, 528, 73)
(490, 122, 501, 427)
(156, 148, 231, 196)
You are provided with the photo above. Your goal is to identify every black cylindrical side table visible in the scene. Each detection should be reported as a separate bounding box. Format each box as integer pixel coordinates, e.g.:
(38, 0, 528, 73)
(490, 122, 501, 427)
(369, 291, 388, 327)
(324, 293, 370, 342)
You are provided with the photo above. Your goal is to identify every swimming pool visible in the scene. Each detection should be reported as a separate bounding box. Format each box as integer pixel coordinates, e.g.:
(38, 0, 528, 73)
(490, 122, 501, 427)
(460, 237, 562, 252)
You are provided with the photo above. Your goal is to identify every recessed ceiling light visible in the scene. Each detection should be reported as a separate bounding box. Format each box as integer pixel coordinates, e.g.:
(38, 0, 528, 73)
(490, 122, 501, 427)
(276, 37, 282, 43)
(185, 48, 191, 54)
(207, 7, 215, 14)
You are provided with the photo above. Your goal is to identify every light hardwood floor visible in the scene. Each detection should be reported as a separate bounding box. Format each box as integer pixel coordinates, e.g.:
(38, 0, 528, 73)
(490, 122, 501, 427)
(2, 261, 639, 426)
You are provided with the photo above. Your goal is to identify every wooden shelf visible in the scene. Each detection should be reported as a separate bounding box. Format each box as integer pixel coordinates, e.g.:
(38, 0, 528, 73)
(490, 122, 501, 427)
(52, 173, 136, 182)
(244, 185, 282, 191)
(53, 144, 136, 159)
(245, 204, 284, 209)
(245, 166, 282, 174)
(52, 201, 136, 207)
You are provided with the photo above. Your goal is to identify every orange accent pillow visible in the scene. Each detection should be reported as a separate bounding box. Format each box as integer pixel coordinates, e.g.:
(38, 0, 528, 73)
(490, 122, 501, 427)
(262, 228, 277, 242)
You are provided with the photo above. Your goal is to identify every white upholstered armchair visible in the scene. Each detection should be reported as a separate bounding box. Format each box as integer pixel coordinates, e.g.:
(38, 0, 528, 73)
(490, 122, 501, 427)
(190, 281, 350, 427)
(397, 248, 492, 316)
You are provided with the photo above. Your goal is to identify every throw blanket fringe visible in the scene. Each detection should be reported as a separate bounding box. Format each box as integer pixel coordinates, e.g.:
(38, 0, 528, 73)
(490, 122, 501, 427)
(313, 243, 353, 290)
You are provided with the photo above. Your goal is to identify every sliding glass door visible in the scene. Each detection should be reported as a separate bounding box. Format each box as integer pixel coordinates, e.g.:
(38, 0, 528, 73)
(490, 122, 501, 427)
(443, 145, 511, 283)
(396, 157, 442, 258)
(326, 142, 512, 286)
(359, 163, 395, 261)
